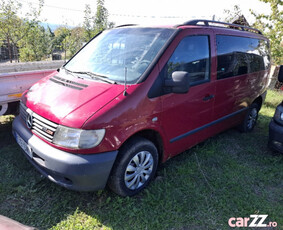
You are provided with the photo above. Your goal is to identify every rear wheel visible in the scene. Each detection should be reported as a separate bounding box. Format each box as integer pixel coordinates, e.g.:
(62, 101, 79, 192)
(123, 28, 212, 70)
(108, 137, 158, 196)
(239, 103, 259, 132)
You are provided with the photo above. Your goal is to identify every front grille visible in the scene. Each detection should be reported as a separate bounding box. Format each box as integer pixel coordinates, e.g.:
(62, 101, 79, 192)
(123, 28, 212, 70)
(20, 102, 58, 142)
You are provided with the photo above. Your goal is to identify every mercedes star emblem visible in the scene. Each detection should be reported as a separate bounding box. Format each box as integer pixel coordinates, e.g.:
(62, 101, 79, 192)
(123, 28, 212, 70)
(26, 114, 33, 129)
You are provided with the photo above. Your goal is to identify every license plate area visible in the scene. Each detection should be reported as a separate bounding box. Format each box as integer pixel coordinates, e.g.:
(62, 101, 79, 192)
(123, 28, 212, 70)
(15, 132, 33, 159)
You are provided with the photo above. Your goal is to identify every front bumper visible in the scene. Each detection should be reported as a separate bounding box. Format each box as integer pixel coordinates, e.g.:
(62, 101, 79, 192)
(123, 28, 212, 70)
(269, 119, 283, 153)
(12, 116, 118, 191)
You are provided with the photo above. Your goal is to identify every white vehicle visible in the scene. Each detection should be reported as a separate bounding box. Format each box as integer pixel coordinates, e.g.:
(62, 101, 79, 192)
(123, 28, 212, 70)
(0, 69, 55, 115)
(0, 60, 64, 116)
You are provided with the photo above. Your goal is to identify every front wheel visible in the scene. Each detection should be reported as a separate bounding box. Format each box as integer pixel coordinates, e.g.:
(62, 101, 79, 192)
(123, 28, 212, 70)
(108, 137, 159, 196)
(239, 103, 259, 132)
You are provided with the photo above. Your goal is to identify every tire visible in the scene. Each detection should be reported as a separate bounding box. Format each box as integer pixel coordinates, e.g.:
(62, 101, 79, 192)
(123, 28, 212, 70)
(0, 103, 8, 116)
(108, 137, 159, 197)
(239, 103, 259, 132)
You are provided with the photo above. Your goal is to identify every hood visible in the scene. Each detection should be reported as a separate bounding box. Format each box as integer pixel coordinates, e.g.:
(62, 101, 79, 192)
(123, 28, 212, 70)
(25, 71, 124, 128)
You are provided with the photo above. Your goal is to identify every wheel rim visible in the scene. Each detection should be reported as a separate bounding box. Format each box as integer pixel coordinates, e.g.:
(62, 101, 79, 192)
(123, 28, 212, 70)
(247, 108, 258, 129)
(124, 151, 154, 190)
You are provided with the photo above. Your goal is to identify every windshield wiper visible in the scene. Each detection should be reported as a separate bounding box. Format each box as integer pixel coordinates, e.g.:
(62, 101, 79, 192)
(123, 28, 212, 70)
(62, 68, 116, 84)
(76, 71, 116, 84)
(61, 67, 84, 79)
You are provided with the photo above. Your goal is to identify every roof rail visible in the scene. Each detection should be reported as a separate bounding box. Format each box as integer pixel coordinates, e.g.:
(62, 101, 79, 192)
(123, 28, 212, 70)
(115, 24, 137, 28)
(177, 19, 262, 35)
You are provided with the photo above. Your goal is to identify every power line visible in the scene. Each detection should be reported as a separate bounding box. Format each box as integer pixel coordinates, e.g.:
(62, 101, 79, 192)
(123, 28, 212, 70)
(109, 14, 189, 19)
(20, 0, 195, 19)
(20, 0, 84, 12)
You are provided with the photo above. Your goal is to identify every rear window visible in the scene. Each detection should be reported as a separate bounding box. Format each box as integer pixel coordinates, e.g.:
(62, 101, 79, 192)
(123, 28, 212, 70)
(216, 35, 270, 79)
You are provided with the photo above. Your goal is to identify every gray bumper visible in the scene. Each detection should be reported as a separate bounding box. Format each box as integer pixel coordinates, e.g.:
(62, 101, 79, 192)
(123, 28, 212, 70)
(12, 116, 118, 191)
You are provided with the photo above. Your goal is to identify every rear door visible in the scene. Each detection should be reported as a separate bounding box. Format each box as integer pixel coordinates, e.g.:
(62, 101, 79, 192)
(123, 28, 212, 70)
(213, 34, 249, 125)
(212, 34, 270, 131)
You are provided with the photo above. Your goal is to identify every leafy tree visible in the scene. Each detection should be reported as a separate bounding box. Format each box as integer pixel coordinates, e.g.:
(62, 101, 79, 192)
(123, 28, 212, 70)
(52, 26, 85, 60)
(94, 0, 109, 34)
(83, 4, 94, 41)
(251, 0, 283, 65)
(0, 0, 43, 62)
(18, 23, 52, 61)
(223, 5, 244, 23)
(64, 27, 85, 58)
(53, 26, 71, 50)
(82, 1, 114, 42)
(0, 24, 3, 47)
(0, 0, 26, 62)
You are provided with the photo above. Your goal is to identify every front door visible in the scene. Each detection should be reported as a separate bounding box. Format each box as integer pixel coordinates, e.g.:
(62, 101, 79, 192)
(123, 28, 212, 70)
(160, 29, 216, 156)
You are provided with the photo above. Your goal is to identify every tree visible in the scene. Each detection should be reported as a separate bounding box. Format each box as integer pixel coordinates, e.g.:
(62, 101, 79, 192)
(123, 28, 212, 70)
(53, 26, 71, 50)
(223, 5, 244, 23)
(0, 0, 43, 62)
(52, 26, 71, 61)
(94, 0, 109, 34)
(0, 0, 26, 62)
(0, 23, 3, 47)
(52, 26, 85, 60)
(18, 23, 52, 61)
(83, 4, 94, 42)
(82, 1, 114, 42)
(251, 0, 283, 65)
(64, 27, 85, 58)
(223, 5, 250, 26)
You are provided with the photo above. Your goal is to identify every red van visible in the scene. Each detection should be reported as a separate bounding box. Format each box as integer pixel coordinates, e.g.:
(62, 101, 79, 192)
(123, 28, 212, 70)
(12, 20, 270, 196)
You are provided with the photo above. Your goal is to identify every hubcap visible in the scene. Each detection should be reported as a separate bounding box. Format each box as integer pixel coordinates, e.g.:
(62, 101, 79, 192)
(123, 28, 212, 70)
(247, 108, 257, 129)
(124, 151, 154, 190)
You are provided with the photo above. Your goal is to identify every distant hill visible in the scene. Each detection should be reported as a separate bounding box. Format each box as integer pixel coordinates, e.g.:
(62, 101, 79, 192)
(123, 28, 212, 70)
(40, 22, 74, 31)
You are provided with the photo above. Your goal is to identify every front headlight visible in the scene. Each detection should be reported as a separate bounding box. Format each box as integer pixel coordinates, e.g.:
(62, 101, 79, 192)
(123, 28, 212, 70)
(274, 106, 283, 125)
(53, 125, 105, 149)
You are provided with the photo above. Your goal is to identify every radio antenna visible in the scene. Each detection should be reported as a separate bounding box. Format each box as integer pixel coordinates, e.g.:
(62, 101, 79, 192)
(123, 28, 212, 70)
(123, 67, 128, 96)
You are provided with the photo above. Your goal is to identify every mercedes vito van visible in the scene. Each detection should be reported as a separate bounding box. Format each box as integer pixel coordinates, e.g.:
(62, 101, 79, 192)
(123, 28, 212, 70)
(12, 20, 271, 196)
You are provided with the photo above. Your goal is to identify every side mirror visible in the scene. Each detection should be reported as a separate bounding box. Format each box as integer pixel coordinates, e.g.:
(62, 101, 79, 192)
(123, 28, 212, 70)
(164, 71, 190, 94)
(278, 65, 283, 83)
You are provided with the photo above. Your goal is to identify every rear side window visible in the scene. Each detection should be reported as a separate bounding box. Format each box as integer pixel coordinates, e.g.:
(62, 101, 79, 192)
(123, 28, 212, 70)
(217, 35, 270, 79)
(165, 35, 210, 85)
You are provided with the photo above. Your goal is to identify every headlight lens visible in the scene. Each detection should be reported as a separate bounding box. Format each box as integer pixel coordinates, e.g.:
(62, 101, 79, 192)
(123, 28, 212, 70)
(274, 106, 283, 125)
(53, 125, 105, 149)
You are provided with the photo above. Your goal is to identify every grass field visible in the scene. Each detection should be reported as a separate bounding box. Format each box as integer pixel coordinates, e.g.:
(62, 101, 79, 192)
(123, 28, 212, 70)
(0, 90, 282, 230)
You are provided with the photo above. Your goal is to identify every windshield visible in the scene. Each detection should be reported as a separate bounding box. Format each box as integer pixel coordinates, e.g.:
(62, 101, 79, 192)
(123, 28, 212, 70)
(65, 27, 176, 84)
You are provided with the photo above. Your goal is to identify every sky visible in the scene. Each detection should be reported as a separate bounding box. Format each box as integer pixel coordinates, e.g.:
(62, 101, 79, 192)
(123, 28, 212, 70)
(19, 0, 270, 28)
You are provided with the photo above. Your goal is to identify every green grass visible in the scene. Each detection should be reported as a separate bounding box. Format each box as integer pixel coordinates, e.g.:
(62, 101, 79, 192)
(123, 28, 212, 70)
(0, 90, 283, 230)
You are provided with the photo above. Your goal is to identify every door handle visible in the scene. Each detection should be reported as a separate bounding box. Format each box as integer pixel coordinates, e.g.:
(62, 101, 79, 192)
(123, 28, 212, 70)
(203, 94, 214, 101)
